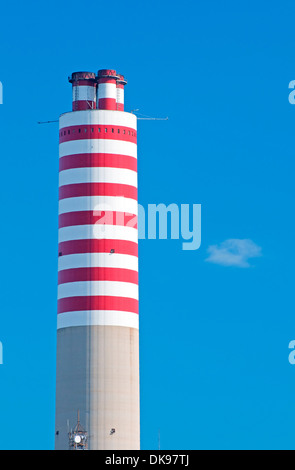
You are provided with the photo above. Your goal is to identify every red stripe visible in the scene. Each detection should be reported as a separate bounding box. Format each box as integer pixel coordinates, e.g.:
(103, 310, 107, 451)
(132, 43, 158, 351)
(58, 267, 138, 285)
(59, 153, 137, 172)
(59, 211, 137, 228)
(98, 78, 117, 84)
(59, 182, 137, 200)
(98, 77, 117, 87)
(59, 125, 136, 144)
(58, 296, 138, 314)
(117, 103, 124, 111)
(73, 80, 96, 87)
(72, 101, 96, 111)
(58, 239, 138, 256)
(98, 98, 117, 110)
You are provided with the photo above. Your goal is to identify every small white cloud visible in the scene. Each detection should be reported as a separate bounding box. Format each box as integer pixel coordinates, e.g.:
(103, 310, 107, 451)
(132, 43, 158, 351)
(205, 239, 262, 268)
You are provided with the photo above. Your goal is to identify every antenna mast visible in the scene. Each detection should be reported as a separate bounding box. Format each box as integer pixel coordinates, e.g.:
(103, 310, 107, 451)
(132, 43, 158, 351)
(38, 111, 168, 125)
(68, 410, 88, 450)
(131, 110, 168, 121)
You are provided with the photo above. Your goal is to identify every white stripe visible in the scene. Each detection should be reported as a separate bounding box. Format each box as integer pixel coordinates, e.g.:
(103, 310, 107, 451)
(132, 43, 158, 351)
(58, 224, 138, 243)
(59, 167, 137, 188)
(58, 280, 138, 300)
(116, 88, 124, 104)
(98, 82, 117, 99)
(60, 109, 137, 129)
(72, 86, 96, 102)
(57, 310, 139, 329)
(59, 139, 137, 159)
(59, 195, 138, 216)
(58, 253, 138, 272)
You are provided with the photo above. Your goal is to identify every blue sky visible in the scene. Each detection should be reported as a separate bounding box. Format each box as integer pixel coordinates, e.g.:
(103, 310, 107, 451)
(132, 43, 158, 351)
(1, 0, 295, 449)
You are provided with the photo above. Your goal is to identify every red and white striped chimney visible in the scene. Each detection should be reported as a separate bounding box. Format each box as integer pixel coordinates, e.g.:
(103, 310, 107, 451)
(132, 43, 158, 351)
(69, 72, 97, 111)
(116, 74, 127, 111)
(96, 69, 118, 110)
(55, 68, 140, 450)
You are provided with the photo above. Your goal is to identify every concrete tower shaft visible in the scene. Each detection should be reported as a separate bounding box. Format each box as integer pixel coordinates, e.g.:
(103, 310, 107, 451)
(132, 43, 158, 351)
(55, 70, 140, 450)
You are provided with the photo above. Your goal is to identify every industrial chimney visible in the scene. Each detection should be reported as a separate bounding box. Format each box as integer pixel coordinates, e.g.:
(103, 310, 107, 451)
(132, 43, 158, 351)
(55, 69, 140, 450)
